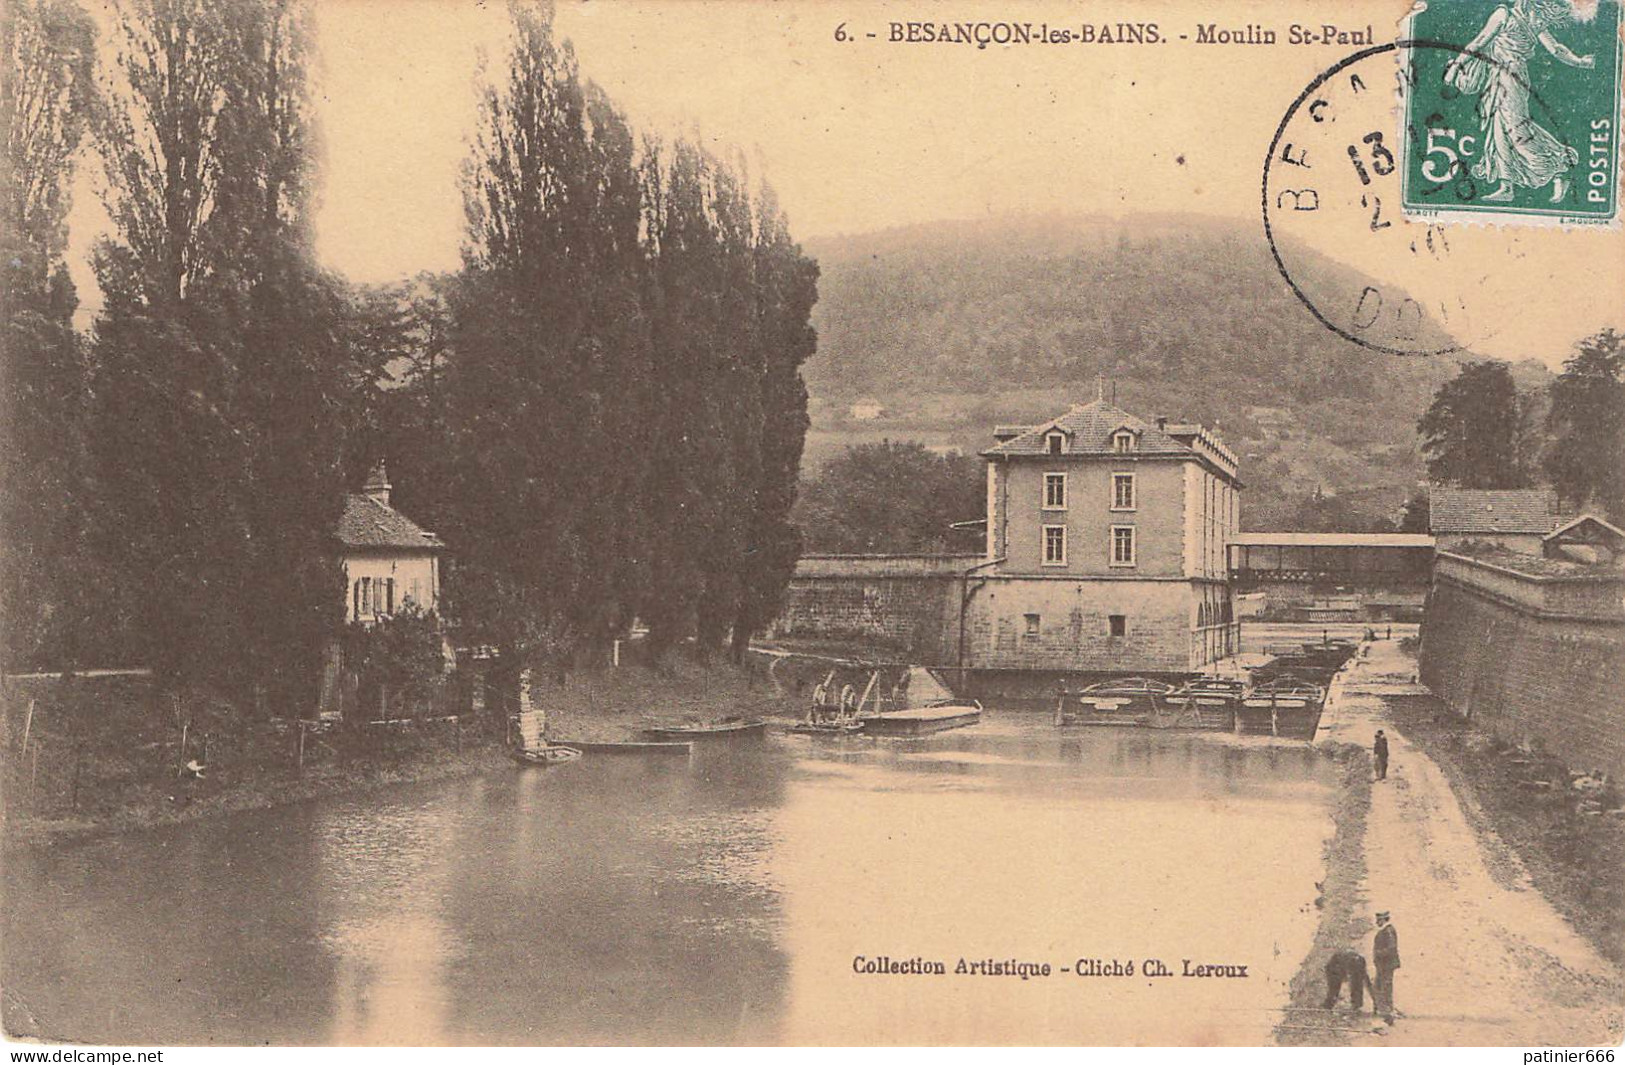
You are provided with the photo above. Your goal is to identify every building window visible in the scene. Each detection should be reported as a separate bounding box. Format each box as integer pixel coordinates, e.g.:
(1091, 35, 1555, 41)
(1024, 613, 1041, 637)
(1043, 472, 1067, 510)
(1112, 472, 1135, 511)
(1042, 524, 1067, 566)
(1110, 525, 1136, 567)
(1112, 430, 1137, 453)
(1046, 431, 1066, 455)
(358, 577, 372, 616)
(1108, 614, 1127, 637)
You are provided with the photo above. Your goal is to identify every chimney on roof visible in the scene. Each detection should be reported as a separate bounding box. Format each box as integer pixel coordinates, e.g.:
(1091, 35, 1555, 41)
(363, 461, 392, 508)
(1156, 416, 1168, 430)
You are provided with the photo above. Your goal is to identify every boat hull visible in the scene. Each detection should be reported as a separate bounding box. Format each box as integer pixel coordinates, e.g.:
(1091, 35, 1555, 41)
(551, 739, 693, 755)
(863, 705, 981, 735)
(510, 746, 583, 766)
(640, 721, 769, 742)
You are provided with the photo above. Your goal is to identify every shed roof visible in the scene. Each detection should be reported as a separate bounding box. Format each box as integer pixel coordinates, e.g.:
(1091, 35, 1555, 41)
(1230, 532, 1435, 548)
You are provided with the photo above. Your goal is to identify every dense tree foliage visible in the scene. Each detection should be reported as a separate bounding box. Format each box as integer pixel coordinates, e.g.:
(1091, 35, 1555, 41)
(1545, 329, 1625, 521)
(795, 442, 985, 554)
(378, 1, 817, 672)
(1, 0, 100, 667)
(1418, 360, 1531, 489)
(86, 0, 370, 703)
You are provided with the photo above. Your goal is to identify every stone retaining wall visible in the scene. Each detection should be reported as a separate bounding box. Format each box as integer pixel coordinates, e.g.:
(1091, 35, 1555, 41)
(1420, 555, 1625, 780)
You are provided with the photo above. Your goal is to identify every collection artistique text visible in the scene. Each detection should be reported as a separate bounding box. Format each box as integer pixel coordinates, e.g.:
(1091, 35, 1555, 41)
(851, 956, 1249, 979)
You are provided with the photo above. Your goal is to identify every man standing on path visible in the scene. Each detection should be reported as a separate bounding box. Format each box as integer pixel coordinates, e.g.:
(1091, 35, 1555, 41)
(1373, 911, 1401, 1024)
(1374, 729, 1390, 781)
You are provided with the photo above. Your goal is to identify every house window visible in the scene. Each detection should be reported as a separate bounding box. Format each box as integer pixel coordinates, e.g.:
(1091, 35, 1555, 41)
(1112, 472, 1135, 511)
(1046, 431, 1066, 455)
(1043, 473, 1067, 510)
(1042, 524, 1067, 566)
(1111, 525, 1136, 567)
(382, 578, 395, 616)
(1112, 430, 1137, 453)
(1109, 614, 1127, 637)
(1024, 613, 1041, 637)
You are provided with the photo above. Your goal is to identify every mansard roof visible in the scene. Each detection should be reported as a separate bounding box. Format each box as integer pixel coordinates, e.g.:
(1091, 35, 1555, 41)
(981, 399, 1237, 470)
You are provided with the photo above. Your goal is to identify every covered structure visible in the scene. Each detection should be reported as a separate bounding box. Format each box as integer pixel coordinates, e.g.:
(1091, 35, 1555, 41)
(1227, 532, 1435, 621)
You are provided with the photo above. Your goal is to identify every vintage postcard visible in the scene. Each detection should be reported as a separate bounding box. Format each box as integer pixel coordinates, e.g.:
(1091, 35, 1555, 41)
(3, 0, 1623, 1053)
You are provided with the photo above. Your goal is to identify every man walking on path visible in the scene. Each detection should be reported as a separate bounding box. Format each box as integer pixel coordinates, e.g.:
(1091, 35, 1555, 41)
(1373, 911, 1401, 1024)
(1321, 950, 1371, 1011)
(1373, 729, 1389, 781)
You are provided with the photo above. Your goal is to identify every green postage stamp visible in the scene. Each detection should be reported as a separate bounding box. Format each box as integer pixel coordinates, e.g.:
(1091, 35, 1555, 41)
(1402, 0, 1623, 224)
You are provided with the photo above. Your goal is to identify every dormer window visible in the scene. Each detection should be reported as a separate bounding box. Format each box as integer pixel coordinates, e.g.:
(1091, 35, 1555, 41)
(1112, 430, 1137, 453)
(1046, 431, 1066, 455)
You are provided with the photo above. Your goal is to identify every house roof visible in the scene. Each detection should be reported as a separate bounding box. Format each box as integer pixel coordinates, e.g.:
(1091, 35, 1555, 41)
(1429, 487, 1570, 535)
(981, 399, 1230, 461)
(338, 493, 444, 552)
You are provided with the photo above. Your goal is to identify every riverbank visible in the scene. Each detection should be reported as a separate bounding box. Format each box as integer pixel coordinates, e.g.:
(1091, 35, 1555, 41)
(2, 658, 799, 849)
(1285, 640, 1624, 1046)
(1380, 693, 1625, 968)
(1274, 746, 1374, 1046)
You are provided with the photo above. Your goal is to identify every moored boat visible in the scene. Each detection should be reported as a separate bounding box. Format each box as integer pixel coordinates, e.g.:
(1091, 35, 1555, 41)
(1057, 678, 1177, 725)
(510, 745, 583, 767)
(551, 739, 694, 755)
(641, 720, 769, 742)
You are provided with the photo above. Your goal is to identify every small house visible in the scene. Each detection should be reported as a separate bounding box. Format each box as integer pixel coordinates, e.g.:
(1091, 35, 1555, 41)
(338, 463, 444, 623)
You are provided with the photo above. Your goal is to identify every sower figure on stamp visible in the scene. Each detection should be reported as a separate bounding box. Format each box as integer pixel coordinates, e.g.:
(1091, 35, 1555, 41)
(1373, 911, 1401, 1024)
(1444, 0, 1597, 203)
(1321, 950, 1371, 1011)
(1374, 729, 1389, 781)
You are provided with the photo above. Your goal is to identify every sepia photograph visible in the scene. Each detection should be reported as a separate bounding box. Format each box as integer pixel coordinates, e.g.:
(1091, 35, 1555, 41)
(2, 0, 1623, 1052)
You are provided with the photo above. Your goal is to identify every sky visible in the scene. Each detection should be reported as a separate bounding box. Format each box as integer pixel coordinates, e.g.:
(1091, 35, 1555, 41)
(66, 0, 1625, 368)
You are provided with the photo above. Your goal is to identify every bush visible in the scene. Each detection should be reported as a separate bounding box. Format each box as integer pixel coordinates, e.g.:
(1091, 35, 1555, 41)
(342, 606, 447, 719)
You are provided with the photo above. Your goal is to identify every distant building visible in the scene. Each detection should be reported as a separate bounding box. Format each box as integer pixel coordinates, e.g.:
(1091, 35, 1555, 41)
(1227, 532, 1435, 622)
(848, 399, 887, 421)
(972, 399, 1242, 673)
(1543, 515, 1625, 567)
(338, 464, 444, 624)
(1429, 487, 1574, 555)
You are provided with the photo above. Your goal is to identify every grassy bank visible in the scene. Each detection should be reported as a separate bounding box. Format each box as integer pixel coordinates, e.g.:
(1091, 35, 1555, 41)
(1380, 696, 1625, 968)
(1274, 746, 1375, 1047)
(2, 658, 800, 849)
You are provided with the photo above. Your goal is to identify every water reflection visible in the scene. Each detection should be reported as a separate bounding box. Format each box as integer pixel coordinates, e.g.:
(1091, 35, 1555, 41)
(4, 710, 1334, 1045)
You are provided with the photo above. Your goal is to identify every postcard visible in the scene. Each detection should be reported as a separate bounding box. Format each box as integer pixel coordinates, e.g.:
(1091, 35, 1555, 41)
(3, 0, 1622, 1050)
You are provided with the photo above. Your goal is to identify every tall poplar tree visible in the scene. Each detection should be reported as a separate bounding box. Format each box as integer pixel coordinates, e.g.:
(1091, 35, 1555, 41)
(1, 0, 100, 667)
(450, 0, 651, 671)
(91, 0, 360, 704)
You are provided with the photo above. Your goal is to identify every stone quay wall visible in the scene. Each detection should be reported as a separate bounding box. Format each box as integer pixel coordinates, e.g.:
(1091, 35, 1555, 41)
(1420, 553, 1625, 780)
(770, 554, 982, 663)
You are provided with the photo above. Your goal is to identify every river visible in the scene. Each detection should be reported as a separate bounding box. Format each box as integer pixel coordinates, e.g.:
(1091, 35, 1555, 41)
(3, 711, 1337, 1045)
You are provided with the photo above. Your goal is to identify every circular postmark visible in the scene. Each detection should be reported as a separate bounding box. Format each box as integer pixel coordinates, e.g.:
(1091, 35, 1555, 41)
(1262, 38, 1585, 356)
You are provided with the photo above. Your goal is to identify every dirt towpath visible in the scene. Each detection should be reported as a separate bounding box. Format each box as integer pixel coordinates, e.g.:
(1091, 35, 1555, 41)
(1317, 641, 1622, 1046)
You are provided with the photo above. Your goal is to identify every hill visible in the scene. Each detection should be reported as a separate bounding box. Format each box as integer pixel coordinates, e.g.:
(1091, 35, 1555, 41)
(798, 214, 1552, 530)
